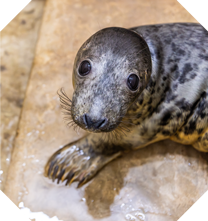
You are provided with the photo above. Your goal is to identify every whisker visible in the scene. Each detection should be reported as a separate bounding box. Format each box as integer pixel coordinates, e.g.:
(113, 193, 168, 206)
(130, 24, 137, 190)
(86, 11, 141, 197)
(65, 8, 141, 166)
(62, 111, 72, 115)
(60, 105, 71, 112)
(57, 87, 80, 131)
(63, 116, 72, 121)
(116, 127, 127, 137)
(59, 95, 71, 101)
(59, 98, 71, 107)
(66, 121, 74, 127)
(118, 124, 130, 133)
(113, 130, 118, 140)
(114, 130, 122, 140)
(58, 87, 72, 103)
(117, 130, 124, 140)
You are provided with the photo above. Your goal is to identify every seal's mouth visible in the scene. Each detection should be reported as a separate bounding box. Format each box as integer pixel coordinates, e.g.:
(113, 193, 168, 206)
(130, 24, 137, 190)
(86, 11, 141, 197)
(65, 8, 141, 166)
(57, 88, 108, 133)
(57, 88, 132, 136)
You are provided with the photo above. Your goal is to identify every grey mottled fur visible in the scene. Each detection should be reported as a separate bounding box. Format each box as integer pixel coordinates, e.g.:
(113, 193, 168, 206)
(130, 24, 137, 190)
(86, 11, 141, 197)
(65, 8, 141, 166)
(45, 23, 208, 187)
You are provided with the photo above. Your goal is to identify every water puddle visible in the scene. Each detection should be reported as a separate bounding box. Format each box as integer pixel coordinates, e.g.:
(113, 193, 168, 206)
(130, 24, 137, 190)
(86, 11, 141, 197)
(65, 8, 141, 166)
(4, 125, 208, 221)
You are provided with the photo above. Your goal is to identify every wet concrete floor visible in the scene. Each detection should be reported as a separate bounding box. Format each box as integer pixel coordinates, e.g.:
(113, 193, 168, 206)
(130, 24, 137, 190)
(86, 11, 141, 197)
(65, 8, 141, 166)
(0, 0, 45, 190)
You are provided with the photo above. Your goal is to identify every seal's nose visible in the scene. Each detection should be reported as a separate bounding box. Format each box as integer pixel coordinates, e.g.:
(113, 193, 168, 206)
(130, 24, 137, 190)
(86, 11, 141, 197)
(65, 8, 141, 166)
(83, 114, 107, 130)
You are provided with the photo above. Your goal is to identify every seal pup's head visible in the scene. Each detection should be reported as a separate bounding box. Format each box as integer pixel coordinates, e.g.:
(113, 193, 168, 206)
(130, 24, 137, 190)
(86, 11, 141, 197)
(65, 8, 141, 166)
(68, 27, 152, 133)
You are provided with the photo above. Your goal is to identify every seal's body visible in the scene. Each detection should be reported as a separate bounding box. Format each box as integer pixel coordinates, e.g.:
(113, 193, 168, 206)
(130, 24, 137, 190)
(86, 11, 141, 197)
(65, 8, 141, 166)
(45, 23, 208, 187)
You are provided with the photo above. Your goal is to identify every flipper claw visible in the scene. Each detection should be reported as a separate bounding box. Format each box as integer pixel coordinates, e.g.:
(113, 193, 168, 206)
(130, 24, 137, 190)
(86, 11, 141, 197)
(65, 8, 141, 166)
(57, 168, 65, 184)
(44, 142, 121, 187)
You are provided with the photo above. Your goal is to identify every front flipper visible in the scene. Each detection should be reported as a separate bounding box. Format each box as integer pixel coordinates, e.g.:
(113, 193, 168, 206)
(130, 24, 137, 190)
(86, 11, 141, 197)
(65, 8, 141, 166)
(44, 139, 121, 188)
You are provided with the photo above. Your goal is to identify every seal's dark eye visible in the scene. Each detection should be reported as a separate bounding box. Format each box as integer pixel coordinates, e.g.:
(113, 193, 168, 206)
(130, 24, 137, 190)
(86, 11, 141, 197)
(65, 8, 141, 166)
(78, 60, 91, 76)
(127, 74, 139, 91)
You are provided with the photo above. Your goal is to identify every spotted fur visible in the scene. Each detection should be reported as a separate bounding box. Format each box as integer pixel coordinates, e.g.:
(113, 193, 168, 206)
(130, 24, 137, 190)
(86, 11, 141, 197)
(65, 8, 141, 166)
(128, 23, 208, 151)
(45, 23, 208, 187)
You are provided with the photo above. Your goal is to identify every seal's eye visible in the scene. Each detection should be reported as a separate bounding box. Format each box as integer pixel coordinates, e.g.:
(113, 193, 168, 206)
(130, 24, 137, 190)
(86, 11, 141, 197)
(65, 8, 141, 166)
(127, 74, 139, 91)
(78, 60, 91, 76)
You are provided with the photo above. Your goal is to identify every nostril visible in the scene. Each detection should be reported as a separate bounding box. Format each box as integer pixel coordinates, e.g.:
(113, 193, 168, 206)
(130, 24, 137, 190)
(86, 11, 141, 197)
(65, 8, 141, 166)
(83, 114, 90, 128)
(83, 114, 107, 130)
(96, 118, 107, 129)
(83, 114, 87, 126)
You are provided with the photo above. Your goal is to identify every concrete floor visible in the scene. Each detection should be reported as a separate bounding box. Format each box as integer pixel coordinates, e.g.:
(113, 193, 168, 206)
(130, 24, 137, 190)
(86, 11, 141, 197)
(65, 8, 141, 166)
(0, 0, 45, 190)
(2, 0, 208, 221)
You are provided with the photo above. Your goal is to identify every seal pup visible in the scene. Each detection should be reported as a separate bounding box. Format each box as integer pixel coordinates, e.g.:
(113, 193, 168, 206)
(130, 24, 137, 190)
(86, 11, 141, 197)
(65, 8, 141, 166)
(45, 23, 208, 187)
